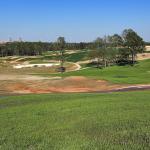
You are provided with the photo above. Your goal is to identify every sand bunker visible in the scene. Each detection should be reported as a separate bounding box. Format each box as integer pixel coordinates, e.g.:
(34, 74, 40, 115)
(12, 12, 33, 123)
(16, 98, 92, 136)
(13, 63, 60, 69)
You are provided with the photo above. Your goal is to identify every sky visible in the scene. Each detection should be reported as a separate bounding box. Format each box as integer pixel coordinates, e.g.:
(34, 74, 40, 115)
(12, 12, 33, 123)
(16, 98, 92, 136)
(0, 0, 150, 42)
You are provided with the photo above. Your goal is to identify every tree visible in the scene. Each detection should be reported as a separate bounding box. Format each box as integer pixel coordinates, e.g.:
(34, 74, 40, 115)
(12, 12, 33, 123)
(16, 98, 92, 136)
(88, 49, 100, 67)
(122, 29, 145, 64)
(97, 48, 108, 68)
(89, 48, 118, 68)
(110, 34, 123, 47)
(117, 48, 131, 65)
(57, 37, 66, 72)
(94, 37, 104, 48)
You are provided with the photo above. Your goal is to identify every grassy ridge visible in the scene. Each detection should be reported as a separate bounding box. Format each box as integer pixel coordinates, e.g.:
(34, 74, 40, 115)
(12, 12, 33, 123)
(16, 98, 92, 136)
(0, 91, 150, 149)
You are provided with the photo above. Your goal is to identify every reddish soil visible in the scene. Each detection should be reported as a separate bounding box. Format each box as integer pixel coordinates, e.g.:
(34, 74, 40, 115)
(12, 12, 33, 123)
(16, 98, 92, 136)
(1, 76, 118, 94)
(1, 76, 150, 94)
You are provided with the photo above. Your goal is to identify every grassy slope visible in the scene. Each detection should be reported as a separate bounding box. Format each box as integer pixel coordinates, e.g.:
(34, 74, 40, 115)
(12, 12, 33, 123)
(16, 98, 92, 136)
(50, 59, 150, 84)
(0, 91, 150, 149)
(44, 51, 89, 62)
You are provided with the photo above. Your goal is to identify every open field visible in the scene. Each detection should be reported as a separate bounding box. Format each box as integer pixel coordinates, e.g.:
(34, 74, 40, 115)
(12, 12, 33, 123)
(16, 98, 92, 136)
(1, 1, 150, 149)
(0, 91, 150, 149)
(0, 54, 150, 94)
(0, 41, 150, 150)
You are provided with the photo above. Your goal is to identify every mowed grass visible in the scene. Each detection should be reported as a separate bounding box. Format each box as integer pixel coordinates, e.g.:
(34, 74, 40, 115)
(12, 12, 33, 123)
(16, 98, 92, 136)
(0, 91, 150, 149)
(49, 59, 150, 84)
(44, 50, 89, 62)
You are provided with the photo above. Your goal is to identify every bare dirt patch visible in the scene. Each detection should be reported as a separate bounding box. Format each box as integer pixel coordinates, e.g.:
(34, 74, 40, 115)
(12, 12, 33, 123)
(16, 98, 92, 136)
(1, 75, 149, 94)
(0, 74, 59, 81)
(137, 53, 150, 60)
(0, 76, 119, 94)
(146, 46, 150, 51)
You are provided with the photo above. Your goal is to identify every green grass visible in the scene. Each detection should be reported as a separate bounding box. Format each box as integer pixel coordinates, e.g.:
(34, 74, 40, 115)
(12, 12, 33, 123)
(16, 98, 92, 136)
(29, 59, 51, 64)
(65, 51, 89, 62)
(44, 51, 89, 62)
(0, 91, 150, 149)
(48, 59, 150, 84)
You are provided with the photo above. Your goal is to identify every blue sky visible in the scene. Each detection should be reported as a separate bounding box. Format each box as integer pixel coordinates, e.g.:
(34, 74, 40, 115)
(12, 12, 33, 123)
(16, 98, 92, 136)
(0, 0, 150, 42)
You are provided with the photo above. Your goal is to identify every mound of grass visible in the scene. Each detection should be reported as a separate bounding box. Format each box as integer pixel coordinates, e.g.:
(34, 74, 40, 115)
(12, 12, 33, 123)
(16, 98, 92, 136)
(0, 91, 150, 149)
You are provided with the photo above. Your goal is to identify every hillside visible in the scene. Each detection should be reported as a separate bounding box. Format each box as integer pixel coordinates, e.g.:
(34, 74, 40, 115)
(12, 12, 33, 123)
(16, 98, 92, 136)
(0, 91, 150, 149)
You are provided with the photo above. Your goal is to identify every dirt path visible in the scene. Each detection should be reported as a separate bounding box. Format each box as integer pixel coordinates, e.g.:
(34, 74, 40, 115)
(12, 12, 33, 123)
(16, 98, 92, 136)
(68, 62, 81, 72)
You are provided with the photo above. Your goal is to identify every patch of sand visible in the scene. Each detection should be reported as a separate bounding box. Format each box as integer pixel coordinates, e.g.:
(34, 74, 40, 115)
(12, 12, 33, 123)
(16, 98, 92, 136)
(0, 76, 123, 94)
(137, 53, 150, 60)
(13, 63, 60, 69)
(146, 46, 150, 51)
(0, 74, 61, 81)
(1, 75, 150, 94)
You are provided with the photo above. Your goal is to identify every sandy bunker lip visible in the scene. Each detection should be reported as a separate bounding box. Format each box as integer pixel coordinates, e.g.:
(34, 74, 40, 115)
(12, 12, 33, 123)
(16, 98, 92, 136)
(13, 63, 60, 69)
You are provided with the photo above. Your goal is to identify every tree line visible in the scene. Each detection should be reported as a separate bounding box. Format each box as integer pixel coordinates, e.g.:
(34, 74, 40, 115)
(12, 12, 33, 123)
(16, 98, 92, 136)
(0, 41, 89, 57)
(0, 29, 145, 67)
